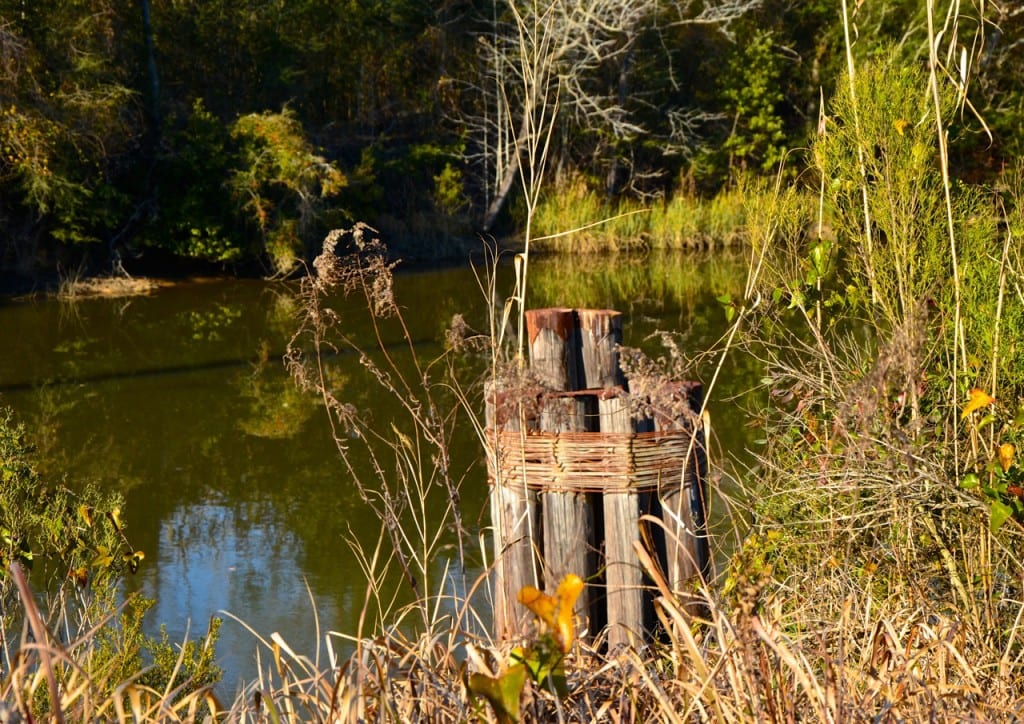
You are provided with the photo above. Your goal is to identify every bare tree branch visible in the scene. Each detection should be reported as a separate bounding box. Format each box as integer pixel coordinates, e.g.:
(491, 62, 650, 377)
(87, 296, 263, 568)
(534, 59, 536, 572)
(461, 0, 759, 229)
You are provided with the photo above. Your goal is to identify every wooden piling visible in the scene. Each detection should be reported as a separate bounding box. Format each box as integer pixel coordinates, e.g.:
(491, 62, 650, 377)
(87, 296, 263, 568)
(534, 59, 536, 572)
(525, 308, 582, 390)
(525, 309, 596, 629)
(577, 308, 625, 390)
(484, 381, 539, 638)
(485, 307, 709, 646)
(653, 381, 710, 607)
(599, 390, 646, 649)
(576, 309, 643, 648)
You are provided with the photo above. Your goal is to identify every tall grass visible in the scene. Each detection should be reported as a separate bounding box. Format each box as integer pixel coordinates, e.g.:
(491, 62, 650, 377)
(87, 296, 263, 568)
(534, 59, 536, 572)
(530, 176, 758, 252)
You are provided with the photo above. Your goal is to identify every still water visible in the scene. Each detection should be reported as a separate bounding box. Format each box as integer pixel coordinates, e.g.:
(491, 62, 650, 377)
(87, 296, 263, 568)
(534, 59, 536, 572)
(0, 251, 754, 694)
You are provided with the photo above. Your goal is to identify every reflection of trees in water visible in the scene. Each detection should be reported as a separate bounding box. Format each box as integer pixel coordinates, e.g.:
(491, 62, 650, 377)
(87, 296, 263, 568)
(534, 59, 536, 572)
(138, 500, 367, 691)
(26, 382, 147, 499)
(530, 251, 747, 316)
(235, 350, 318, 440)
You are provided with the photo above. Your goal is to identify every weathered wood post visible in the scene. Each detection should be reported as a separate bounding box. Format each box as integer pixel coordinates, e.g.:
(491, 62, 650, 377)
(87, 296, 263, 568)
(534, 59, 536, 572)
(525, 309, 596, 630)
(484, 381, 540, 638)
(654, 381, 710, 610)
(577, 309, 646, 649)
(485, 307, 709, 646)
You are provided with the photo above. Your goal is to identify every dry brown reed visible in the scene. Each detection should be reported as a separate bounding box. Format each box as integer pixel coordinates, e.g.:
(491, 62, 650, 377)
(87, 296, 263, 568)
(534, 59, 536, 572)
(2, 561, 222, 722)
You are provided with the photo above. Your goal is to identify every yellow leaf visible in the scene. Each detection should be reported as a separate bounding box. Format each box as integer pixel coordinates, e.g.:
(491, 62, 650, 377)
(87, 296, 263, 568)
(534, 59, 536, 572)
(78, 504, 93, 527)
(390, 422, 413, 451)
(517, 585, 557, 630)
(554, 574, 583, 652)
(999, 442, 1016, 473)
(517, 574, 584, 653)
(893, 118, 910, 136)
(961, 388, 996, 419)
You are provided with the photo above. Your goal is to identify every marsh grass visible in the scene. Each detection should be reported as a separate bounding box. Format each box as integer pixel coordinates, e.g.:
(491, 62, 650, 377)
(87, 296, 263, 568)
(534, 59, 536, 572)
(530, 176, 766, 253)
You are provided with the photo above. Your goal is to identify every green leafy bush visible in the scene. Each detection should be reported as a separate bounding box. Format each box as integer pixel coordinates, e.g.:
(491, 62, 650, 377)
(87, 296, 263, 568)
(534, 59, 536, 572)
(1, 407, 223, 718)
(230, 108, 347, 276)
(813, 53, 957, 331)
(0, 407, 140, 603)
(722, 30, 788, 174)
(151, 100, 245, 263)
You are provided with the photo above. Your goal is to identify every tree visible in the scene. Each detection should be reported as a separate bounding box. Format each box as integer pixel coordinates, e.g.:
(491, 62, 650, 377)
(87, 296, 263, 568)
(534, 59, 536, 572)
(0, 0, 142, 263)
(467, 0, 759, 231)
(229, 109, 347, 277)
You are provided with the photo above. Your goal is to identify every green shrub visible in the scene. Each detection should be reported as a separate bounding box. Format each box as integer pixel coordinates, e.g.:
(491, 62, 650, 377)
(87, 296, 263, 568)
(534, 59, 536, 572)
(0, 407, 139, 604)
(151, 100, 245, 263)
(813, 52, 957, 331)
(1, 407, 223, 718)
(230, 108, 347, 276)
(721, 30, 788, 174)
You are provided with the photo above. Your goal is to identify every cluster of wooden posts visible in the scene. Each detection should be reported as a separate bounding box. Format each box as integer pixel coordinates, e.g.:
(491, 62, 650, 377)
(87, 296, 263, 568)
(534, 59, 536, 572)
(484, 308, 709, 649)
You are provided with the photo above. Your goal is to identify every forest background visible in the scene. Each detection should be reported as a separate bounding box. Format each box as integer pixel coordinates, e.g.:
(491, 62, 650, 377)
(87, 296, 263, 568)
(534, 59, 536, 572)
(2, 0, 1021, 282)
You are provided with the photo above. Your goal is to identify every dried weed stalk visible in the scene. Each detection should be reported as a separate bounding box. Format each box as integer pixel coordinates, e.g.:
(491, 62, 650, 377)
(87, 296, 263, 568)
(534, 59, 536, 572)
(285, 223, 469, 634)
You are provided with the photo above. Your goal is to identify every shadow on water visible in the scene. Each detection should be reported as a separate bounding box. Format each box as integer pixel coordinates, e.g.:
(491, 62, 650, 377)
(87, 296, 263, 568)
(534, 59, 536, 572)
(0, 250, 758, 695)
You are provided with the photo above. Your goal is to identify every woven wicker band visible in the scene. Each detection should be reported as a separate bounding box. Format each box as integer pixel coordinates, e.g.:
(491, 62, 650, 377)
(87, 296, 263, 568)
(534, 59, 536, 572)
(483, 427, 695, 494)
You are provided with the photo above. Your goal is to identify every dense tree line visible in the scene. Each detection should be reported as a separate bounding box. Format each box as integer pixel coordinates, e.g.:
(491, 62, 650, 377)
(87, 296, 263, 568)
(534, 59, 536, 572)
(0, 1, 1020, 276)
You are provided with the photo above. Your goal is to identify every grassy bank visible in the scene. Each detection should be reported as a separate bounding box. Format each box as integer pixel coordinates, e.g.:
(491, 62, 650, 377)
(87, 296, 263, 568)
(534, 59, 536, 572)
(529, 177, 773, 253)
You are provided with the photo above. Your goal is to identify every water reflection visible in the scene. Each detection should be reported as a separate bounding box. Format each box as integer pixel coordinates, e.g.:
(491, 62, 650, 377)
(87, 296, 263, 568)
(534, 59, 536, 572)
(140, 502, 350, 683)
(0, 251, 754, 694)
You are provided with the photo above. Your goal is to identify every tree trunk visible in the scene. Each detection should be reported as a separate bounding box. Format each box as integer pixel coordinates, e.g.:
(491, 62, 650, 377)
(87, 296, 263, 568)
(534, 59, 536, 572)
(482, 111, 530, 232)
(139, 0, 161, 128)
(605, 46, 634, 198)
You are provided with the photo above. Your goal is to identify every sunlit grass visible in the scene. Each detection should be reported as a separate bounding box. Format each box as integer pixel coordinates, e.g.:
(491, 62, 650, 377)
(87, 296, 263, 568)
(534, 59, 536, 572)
(530, 177, 757, 252)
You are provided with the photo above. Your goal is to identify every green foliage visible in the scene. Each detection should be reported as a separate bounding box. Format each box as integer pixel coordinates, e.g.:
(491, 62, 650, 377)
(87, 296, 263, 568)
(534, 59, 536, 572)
(0, 0, 139, 251)
(86, 595, 222, 716)
(151, 100, 245, 262)
(960, 393, 1024, 533)
(813, 53, 957, 330)
(0, 407, 140, 602)
(972, 6, 1024, 161)
(0, 89, 131, 248)
(970, 162, 1024, 393)
(0, 0, 1019, 271)
(140, 619, 223, 697)
(0, 407, 222, 716)
(152, 103, 352, 272)
(434, 162, 468, 216)
(229, 108, 347, 275)
(721, 31, 788, 174)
